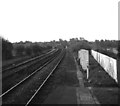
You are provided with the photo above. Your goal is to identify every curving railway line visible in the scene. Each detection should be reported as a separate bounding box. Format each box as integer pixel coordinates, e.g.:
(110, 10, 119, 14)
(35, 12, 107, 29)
(2, 49, 57, 81)
(2, 49, 56, 72)
(1, 48, 65, 105)
(1, 49, 58, 93)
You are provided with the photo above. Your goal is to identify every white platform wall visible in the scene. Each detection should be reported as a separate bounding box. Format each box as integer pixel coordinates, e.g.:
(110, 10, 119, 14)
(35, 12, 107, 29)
(91, 50, 117, 83)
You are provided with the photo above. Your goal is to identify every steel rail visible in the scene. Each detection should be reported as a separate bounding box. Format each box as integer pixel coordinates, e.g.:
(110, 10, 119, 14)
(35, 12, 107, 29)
(0, 52, 58, 98)
(1, 49, 58, 81)
(25, 50, 65, 106)
(2, 49, 57, 72)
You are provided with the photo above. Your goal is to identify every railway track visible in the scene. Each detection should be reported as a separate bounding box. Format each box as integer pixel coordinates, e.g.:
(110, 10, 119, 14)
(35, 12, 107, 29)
(2, 49, 60, 94)
(2, 49, 57, 80)
(2, 49, 56, 72)
(1, 49, 65, 105)
(26, 50, 65, 105)
(2, 49, 54, 70)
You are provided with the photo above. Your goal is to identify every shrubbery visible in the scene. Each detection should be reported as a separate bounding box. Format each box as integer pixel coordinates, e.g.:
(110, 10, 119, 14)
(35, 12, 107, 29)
(70, 40, 91, 54)
(25, 46, 32, 56)
(1, 37, 52, 61)
(118, 41, 120, 58)
(15, 45, 25, 56)
(1, 37, 13, 60)
(14, 44, 52, 57)
(91, 40, 118, 59)
(95, 49, 117, 59)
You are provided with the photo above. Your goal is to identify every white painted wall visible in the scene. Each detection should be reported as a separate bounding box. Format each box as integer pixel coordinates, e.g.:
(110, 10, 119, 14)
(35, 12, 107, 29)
(91, 50, 117, 83)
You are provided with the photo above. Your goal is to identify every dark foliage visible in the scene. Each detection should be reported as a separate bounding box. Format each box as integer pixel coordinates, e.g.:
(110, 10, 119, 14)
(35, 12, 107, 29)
(15, 45, 25, 56)
(1, 37, 13, 60)
(25, 47, 32, 56)
(92, 40, 118, 59)
(94, 39, 117, 49)
(31, 44, 43, 55)
(14, 43, 52, 57)
(71, 41, 91, 53)
(95, 49, 117, 59)
(118, 41, 120, 58)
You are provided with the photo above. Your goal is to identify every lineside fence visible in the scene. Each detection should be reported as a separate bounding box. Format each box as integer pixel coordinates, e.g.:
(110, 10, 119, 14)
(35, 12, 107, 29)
(91, 50, 117, 83)
(78, 49, 118, 84)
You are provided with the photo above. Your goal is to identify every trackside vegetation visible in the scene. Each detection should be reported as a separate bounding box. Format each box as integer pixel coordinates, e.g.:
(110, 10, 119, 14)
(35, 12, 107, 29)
(1, 37, 52, 61)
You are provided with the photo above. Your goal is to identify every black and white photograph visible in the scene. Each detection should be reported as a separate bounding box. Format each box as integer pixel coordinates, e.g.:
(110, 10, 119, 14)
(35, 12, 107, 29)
(0, 0, 119, 105)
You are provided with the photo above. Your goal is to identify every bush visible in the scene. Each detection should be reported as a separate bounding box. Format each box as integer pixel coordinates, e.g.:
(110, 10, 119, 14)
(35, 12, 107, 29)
(118, 41, 120, 58)
(25, 47, 32, 56)
(95, 49, 117, 59)
(72, 41, 91, 53)
(1, 37, 13, 60)
(31, 44, 42, 55)
(15, 45, 25, 56)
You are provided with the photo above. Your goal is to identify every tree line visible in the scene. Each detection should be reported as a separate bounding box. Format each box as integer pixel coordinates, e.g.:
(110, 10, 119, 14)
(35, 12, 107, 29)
(1, 37, 13, 60)
(1, 37, 52, 61)
(1, 36, 119, 61)
(67, 38, 119, 59)
(90, 40, 118, 59)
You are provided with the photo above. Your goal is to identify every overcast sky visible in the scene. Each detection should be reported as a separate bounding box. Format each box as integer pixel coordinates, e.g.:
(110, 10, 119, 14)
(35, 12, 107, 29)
(0, 0, 119, 42)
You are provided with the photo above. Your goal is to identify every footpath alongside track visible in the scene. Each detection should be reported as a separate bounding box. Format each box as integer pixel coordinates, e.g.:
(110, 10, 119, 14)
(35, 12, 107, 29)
(42, 48, 99, 105)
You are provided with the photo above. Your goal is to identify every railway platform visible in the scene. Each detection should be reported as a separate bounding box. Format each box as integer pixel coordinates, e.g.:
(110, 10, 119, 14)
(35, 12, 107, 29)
(2, 48, 118, 105)
(43, 49, 100, 105)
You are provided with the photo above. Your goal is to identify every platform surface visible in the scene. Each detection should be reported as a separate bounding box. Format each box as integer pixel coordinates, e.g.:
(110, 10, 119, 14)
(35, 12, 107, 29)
(43, 54, 99, 105)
